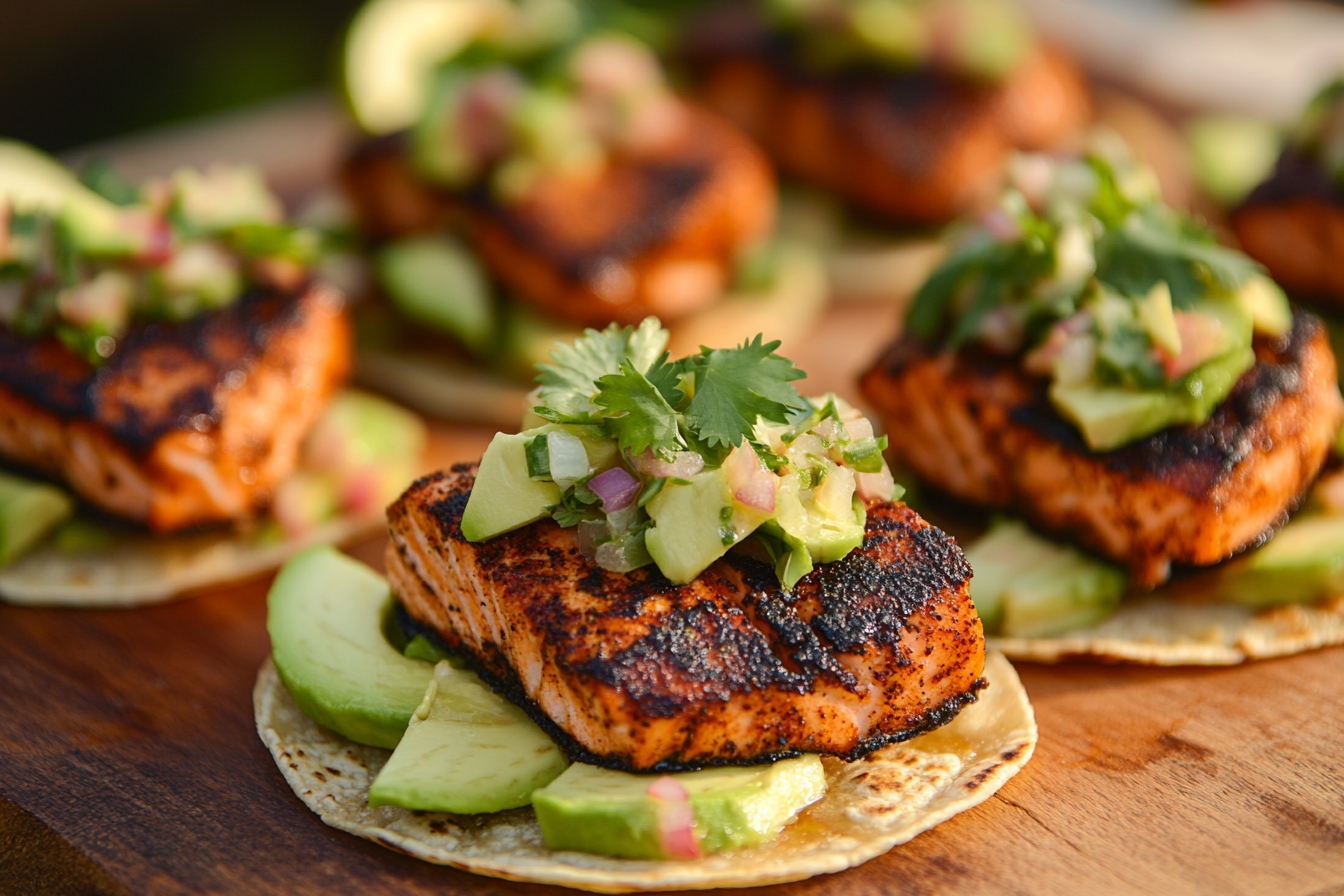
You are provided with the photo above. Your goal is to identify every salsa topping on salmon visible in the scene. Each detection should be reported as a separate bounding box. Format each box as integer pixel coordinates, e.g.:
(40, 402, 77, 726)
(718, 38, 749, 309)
(905, 133, 1294, 451)
(462, 318, 901, 589)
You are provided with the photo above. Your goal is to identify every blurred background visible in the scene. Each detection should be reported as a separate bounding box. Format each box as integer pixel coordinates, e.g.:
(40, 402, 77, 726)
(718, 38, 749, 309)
(0, 0, 362, 153)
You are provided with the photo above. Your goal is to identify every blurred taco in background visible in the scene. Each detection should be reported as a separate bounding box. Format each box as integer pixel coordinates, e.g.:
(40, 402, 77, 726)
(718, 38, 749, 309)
(1231, 77, 1344, 308)
(0, 140, 424, 606)
(861, 132, 1344, 664)
(338, 0, 827, 423)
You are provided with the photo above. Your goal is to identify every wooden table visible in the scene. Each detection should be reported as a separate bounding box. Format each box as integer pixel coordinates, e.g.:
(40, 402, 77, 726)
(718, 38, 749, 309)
(4, 97, 1344, 894)
(2, 305, 1343, 896)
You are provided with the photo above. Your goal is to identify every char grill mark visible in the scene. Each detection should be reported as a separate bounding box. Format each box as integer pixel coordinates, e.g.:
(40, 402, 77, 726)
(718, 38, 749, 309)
(0, 288, 313, 453)
(385, 466, 986, 770)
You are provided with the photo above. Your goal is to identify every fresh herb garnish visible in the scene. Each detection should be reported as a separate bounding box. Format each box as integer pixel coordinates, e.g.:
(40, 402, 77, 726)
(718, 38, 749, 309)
(548, 480, 601, 527)
(532, 321, 808, 460)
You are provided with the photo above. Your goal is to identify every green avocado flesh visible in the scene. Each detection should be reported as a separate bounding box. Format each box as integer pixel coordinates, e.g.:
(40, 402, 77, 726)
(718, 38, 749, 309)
(645, 468, 771, 584)
(267, 546, 434, 749)
(1217, 515, 1344, 609)
(1051, 346, 1256, 452)
(377, 235, 494, 353)
(532, 755, 827, 859)
(461, 426, 616, 542)
(0, 471, 74, 567)
(368, 661, 569, 814)
(964, 520, 1126, 638)
(773, 476, 866, 564)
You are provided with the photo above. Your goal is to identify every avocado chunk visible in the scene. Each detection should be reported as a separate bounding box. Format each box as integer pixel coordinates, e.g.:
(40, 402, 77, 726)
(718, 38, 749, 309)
(1050, 346, 1256, 452)
(964, 520, 1126, 637)
(461, 432, 562, 542)
(0, 471, 74, 567)
(1218, 514, 1344, 609)
(377, 234, 495, 353)
(368, 661, 569, 813)
(462, 426, 617, 542)
(532, 755, 827, 859)
(772, 473, 866, 564)
(267, 546, 434, 749)
(645, 468, 771, 584)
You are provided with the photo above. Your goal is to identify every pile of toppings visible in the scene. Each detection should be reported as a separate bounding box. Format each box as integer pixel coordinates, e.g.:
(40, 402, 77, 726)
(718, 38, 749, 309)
(0, 163, 323, 364)
(763, 0, 1035, 82)
(524, 318, 899, 588)
(907, 133, 1293, 450)
(1294, 77, 1344, 187)
(412, 0, 683, 200)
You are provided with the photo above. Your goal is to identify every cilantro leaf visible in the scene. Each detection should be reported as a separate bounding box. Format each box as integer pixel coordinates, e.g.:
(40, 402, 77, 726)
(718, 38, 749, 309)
(1095, 212, 1259, 309)
(535, 318, 669, 419)
(593, 359, 683, 457)
(683, 335, 808, 448)
(644, 350, 685, 407)
(548, 480, 600, 527)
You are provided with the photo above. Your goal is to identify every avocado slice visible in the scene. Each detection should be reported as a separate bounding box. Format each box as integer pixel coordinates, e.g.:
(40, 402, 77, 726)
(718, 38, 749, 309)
(964, 519, 1126, 637)
(645, 468, 771, 584)
(368, 660, 569, 813)
(1218, 514, 1344, 609)
(0, 471, 74, 567)
(267, 546, 434, 749)
(376, 234, 495, 353)
(532, 755, 827, 859)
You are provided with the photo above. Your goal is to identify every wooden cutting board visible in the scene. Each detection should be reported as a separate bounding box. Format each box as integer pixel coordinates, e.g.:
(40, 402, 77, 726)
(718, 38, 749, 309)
(2, 305, 1343, 896)
(3, 98, 1344, 895)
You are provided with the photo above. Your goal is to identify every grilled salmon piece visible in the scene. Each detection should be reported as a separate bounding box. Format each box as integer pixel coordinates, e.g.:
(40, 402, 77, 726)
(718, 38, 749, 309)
(860, 311, 1344, 588)
(0, 284, 350, 532)
(343, 103, 775, 326)
(686, 16, 1089, 224)
(386, 465, 985, 772)
(1231, 151, 1344, 306)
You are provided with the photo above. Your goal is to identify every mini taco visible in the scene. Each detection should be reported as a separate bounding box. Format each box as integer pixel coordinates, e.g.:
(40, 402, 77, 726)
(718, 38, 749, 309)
(0, 141, 425, 606)
(861, 132, 1344, 664)
(255, 321, 1035, 888)
(337, 0, 826, 423)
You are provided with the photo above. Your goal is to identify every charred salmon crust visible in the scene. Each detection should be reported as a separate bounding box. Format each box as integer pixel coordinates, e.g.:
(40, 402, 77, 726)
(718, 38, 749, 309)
(385, 464, 986, 772)
(684, 12, 1089, 223)
(1232, 150, 1344, 305)
(0, 283, 350, 532)
(861, 309, 1344, 588)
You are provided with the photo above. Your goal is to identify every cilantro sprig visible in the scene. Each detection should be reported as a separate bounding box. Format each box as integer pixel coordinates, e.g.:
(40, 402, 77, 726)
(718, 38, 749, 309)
(531, 319, 808, 466)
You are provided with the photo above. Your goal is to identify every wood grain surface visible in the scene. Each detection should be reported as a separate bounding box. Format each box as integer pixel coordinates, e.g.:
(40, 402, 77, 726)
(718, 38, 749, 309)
(2, 307, 1343, 896)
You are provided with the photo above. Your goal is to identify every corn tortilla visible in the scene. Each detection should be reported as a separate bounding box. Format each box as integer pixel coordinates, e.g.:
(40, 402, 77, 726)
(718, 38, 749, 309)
(254, 651, 1036, 892)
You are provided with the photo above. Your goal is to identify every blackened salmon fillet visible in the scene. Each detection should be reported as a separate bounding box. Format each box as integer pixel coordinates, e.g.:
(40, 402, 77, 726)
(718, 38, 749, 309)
(860, 310, 1344, 588)
(385, 465, 986, 772)
(343, 102, 775, 327)
(1232, 150, 1344, 307)
(0, 283, 350, 532)
(684, 9, 1090, 224)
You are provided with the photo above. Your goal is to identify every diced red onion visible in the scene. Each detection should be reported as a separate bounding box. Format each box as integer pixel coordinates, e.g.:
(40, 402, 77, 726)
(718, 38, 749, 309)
(648, 776, 701, 860)
(588, 466, 641, 512)
(981, 207, 1021, 243)
(339, 467, 382, 516)
(724, 444, 776, 513)
(628, 448, 704, 480)
(576, 520, 609, 560)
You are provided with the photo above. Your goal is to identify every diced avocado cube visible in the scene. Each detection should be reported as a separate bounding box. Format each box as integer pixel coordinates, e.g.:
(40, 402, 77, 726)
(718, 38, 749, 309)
(532, 755, 827, 859)
(1136, 282, 1181, 356)
(0, 471, 73, 567)
(1235, 274, 1292, 338)
(461, 432, 563, 542)
(267, 546, 434, 749)
(772, 474, 866, 564)
(645, 468, 770, 584)
(377, 234, 495, 353)
(368, 661, 569, 814)
(1219, 514, 1344, 609)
